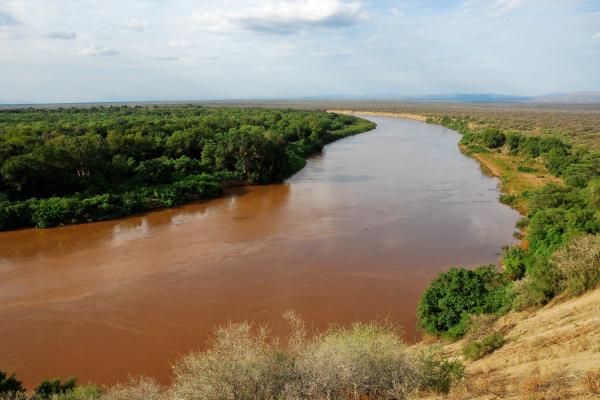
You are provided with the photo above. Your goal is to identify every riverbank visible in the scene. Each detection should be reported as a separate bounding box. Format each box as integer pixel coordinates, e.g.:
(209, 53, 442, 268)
(327, 110, 427, 122)
(418, 285, 600, 399)
(0, 107, 376, 231)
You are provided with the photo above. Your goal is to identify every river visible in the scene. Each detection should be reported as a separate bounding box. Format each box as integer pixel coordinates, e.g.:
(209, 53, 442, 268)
(0, 116, 521, 389)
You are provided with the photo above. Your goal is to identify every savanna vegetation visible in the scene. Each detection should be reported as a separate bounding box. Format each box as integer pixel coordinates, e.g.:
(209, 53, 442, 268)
(416, 113, 600, 340)
(1, 312, 465, 400)
(2, 99, 600, 399)
(0, 106, 374, 230)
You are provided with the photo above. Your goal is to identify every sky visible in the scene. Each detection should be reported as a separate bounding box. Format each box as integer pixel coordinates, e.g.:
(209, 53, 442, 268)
(1, 0, 599, 104)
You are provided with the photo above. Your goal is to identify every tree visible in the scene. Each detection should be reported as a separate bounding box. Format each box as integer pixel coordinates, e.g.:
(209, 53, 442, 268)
(417, 267, 490, 338)
(34, 377, 78, 399)
(0, 369, 25, 396)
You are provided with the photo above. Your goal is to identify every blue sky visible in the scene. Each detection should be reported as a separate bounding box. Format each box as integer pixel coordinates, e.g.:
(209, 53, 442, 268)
(1, 0, 599, 103)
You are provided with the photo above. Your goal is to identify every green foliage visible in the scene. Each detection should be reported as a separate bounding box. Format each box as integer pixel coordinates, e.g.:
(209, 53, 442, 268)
(465, 145, 490, 155)
(35, 377, 78, 399)
(505, 132, 523, 150)
(0, 369, 24, 396)
(501, 246, 528, 279)
(499, 194, 516, 204)
(461, 332, 505, 360)
(481, 129, 506, 149)
(46, 384, 102, 400)
(417, 267, 505, 338)
(418, 345, 466, 393)
(0, 106, 375, 230)
(517, 165, 537, 173)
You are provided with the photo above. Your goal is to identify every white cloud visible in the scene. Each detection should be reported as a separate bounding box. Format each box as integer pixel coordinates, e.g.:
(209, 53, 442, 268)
(190, 0, 370, 35)
(157, 56, 178, 61)
(0, 11, 20, 26)
(491, 0, 524, 16)
(169, 39, 189, 47)
(116, 19, 150, 31)
(389, 8, 403, 17)
(79, 45, 119, 56)
(593, 32, 600, 39)
(43, 30, 76, 39)
(8, 2, 26, 12)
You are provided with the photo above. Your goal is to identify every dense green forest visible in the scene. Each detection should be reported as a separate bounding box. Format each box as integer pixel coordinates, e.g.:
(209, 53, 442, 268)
(417, 117, 600, 339)
(0, 106, 374, 231)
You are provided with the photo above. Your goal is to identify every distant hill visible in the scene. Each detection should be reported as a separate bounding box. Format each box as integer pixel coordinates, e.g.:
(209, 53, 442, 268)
(533, 91, 600, 102)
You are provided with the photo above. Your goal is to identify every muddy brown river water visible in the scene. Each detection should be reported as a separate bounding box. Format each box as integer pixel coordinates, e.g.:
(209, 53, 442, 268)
(0, 116, 521, 389)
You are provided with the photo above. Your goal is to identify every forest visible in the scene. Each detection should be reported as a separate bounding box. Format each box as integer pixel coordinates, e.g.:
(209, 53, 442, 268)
(0, 106, 375, 230)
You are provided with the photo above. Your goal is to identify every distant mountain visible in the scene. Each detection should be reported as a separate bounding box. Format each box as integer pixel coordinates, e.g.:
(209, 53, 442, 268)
(402, 94, 534, 101)
(533, 91, 600, 102)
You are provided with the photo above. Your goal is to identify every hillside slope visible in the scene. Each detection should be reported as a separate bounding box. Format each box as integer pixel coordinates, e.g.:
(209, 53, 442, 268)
(420, 287, 600, 399)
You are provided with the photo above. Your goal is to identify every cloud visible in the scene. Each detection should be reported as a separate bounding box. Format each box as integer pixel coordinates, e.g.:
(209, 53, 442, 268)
(491, 0, 524, 16)
(116, 19, 150, 31)
(8, 2, 26, 12)
(190, 0, 369, 35)
(157, 56, 178, 61)
(169, 39, 189, 47)
(389, 8, 403, 17)
(0, 11, 20, 26)
(79, 45, 119, 56)
(593, 32, 600, 39)
(43, 30, 76, 39)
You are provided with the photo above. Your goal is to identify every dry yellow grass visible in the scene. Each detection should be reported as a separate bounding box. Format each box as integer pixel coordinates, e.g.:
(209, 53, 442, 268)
(416, 287, 600, 399)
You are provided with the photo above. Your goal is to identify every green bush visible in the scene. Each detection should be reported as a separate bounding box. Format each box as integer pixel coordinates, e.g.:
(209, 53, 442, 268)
(0, 369, 24, 397)
(35, 377, 78, 399)
(505, 132, 523, 150)
(47, 384, 102, 400)
(461, 332, 505, 360)
(517, 165, 537, 173)
(501, 246, 528, 279)
(499, 194, 516, 204)
(516, 218, 529, 228)
(466, 145, 490, 155)
(482, 129, 506, 149)
(417, 267, 504, 338)
(418, 345, 465, 393)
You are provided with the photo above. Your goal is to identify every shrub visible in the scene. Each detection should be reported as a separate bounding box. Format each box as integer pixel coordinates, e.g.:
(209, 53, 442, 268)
(0, 370, 24, 397)
(173, 321, 287, 400)
(102, 377, 169, 400)
(35, 377, 78, 399)
(482, 129, 506, 149)
(500, 194, 516, 204)
(286, 321, 423, 399)
(466, 145, 490, 154)
(417, 267, 497, 338)
(461, 332, 505, 360)
(506, 276, 549, 311)
(552, 234, 600, 296)
(516, 218, 529, 228)
(501, 246, 528, 279)
(418, 345, 465, 394)
(48, 384, 103, 400)
(505, 132, 523, 149)
(465, 314, 497, 341)
(517, 165, 538, 173)
(459, 133, 478, 145)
